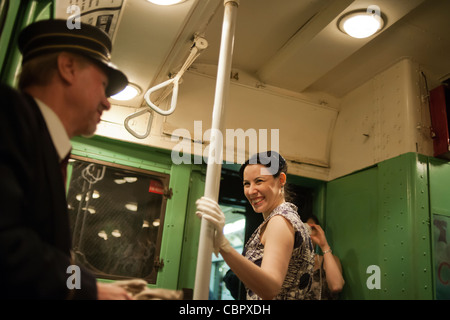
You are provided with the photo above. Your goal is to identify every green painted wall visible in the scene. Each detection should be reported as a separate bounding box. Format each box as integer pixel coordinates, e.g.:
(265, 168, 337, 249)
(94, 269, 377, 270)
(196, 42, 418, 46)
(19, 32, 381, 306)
(177, 169, 205, 293)
(325, 153, 440, 299)
(0, 0, 54, 86)
(428, 157, 450, 299)
(429, 157, 450, 219)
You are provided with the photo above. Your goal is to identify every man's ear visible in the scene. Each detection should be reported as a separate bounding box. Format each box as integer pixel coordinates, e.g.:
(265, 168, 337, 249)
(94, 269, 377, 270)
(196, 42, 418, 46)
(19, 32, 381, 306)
(56, 52, 77, 85)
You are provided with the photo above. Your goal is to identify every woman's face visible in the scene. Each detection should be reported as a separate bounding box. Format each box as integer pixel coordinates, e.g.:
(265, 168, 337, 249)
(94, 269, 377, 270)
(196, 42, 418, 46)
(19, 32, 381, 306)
(243, 164, 285, 217)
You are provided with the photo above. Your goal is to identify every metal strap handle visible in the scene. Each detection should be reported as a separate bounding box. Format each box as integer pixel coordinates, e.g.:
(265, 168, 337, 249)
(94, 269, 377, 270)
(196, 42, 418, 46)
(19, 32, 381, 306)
(124, 108, 153, 139)
(124, 37, 208, 139)
(143, 36, 208, 116)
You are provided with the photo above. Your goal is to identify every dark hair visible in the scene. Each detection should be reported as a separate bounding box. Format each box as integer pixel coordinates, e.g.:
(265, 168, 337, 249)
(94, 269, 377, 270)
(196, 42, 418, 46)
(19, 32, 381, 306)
(306, 215, 320, 224)
(239, 151, 295, 202)
(239, 151, 287, 180)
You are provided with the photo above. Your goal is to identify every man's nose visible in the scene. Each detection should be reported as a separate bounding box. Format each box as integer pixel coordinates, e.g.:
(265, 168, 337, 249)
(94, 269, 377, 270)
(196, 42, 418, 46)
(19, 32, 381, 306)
(103, 97, 111, 111)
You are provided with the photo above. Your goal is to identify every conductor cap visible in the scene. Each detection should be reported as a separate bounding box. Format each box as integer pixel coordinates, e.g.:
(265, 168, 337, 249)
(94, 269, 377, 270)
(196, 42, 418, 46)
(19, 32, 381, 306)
(18, 19, 128, 97)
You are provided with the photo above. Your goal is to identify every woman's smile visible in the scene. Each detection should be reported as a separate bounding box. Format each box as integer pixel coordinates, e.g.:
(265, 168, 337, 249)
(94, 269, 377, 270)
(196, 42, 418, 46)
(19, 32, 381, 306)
(250, 196, 264, 207)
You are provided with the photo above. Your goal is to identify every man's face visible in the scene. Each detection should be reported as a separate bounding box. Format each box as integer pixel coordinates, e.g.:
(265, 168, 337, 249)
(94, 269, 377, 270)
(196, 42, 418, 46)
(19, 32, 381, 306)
(70, 59, 111, 137)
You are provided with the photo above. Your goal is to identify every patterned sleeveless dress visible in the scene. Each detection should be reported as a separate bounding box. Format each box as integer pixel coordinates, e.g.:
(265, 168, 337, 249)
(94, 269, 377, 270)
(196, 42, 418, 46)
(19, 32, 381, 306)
(242, 202, 315, 300)
(304, 256, 339, 300)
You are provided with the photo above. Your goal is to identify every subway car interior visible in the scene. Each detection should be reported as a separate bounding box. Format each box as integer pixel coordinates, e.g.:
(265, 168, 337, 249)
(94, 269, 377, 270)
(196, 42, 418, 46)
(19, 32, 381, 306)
(1, 0, 450, 300)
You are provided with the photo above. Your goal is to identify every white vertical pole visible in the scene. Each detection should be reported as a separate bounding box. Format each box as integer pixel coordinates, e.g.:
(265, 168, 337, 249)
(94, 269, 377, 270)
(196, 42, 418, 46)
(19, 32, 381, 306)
(193, 0, 239, 300)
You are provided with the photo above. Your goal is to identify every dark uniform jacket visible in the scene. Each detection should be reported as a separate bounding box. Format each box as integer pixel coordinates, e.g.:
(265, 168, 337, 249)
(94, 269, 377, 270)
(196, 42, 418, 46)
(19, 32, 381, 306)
(0, 84, 97, 299)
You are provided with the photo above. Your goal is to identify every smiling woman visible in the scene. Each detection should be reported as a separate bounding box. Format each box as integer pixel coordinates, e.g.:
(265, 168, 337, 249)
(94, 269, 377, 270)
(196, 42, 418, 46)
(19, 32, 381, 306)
(195, 151, 315, 300)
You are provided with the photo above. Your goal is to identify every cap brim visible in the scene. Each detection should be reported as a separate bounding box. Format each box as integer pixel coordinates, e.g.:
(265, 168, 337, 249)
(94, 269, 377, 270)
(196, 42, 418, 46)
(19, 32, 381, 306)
(88, 57, 128, 97)
(103, 61, 128, 97)
(74, 55, 128, 97)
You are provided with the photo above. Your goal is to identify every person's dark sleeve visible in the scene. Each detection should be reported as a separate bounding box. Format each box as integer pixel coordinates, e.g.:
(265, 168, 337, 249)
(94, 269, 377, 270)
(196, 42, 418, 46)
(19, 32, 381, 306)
(0, 85, 97, 299)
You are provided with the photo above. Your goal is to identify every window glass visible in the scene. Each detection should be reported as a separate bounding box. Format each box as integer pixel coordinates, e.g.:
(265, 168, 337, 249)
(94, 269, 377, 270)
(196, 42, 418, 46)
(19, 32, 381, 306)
(66, 156, 169, 284)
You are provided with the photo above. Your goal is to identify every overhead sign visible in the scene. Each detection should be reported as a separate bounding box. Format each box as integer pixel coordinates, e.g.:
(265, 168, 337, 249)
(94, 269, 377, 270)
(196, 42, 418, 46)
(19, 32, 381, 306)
(54, 0, 124, 39)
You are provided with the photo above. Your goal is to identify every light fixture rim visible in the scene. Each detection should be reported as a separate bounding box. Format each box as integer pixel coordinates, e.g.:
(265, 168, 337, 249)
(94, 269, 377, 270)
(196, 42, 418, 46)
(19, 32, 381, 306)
(337, 9, 386, 38)
(110, 83, 142, 101)
(147, 0, 187, 5)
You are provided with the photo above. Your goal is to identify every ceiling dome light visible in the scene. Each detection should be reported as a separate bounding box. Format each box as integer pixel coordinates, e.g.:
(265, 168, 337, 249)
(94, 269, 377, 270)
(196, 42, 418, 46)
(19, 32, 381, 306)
(110, 83, 141, 101)
(111, 229, 122, 238)
(125, 202, 138, 212)
(338, 9, 384, 39)
(98, 230, 108, 240)
(147, 0, 186, 5)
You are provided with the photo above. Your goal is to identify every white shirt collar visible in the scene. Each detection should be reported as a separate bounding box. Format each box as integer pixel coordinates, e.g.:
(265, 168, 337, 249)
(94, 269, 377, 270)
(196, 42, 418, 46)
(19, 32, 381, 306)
(34, 98, 72, 162)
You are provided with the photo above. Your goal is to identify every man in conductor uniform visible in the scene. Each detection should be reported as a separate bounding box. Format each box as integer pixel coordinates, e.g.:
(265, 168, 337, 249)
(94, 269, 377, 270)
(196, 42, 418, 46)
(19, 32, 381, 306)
(0, 19, 132, 299)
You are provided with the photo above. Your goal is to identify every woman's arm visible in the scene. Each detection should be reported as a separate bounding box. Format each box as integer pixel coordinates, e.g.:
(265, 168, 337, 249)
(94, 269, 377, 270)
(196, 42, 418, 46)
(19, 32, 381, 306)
(310, 224, 345, 293)
(221, 215, 294, 300)
(322, 253, 345, 293)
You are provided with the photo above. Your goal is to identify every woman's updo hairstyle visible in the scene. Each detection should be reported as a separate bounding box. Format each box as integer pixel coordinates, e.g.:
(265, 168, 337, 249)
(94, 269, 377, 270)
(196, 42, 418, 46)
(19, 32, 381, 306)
(239, 151, 288, 180)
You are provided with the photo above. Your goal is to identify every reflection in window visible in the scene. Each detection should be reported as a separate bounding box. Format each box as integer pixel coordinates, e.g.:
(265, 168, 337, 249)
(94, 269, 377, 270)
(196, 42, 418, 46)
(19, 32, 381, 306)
(66, 157, 169, 284)
(210, 205, 246, 300)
